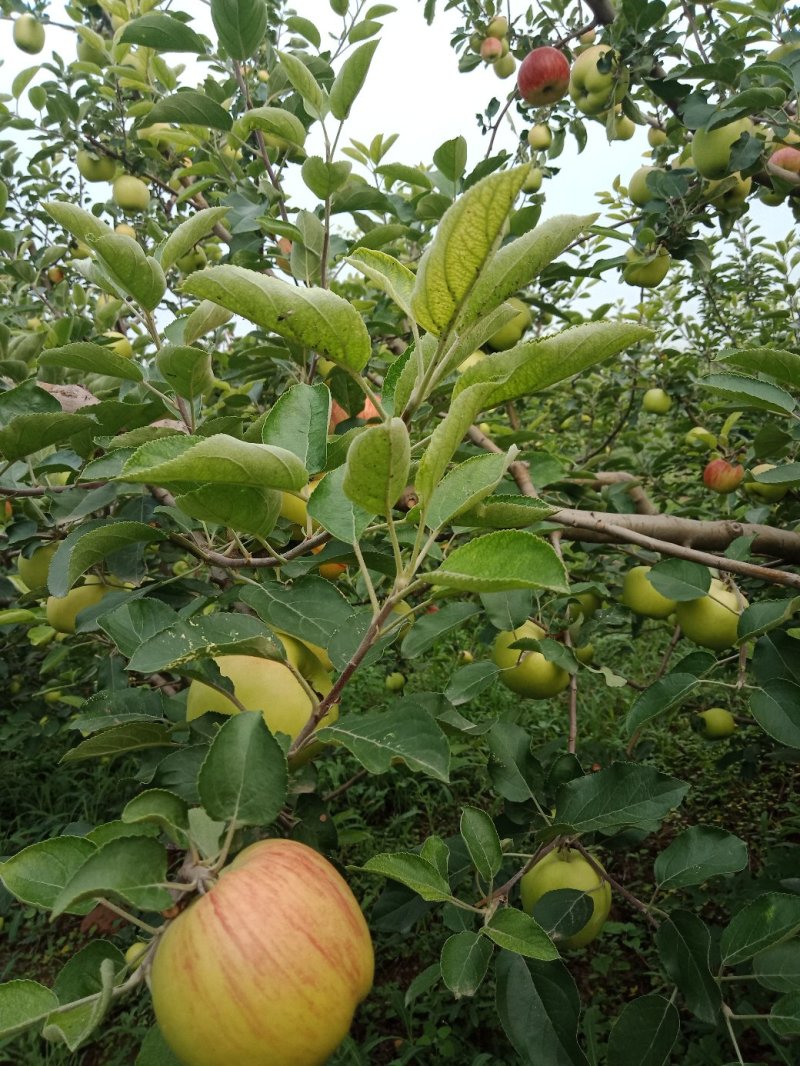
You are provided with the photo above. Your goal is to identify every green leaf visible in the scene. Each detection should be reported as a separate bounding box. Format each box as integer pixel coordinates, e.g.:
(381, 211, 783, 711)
(702, 372, 795, 415)
(750, 681, 800, 747)
(345, 249, 415, 317)
(343, 418, 410, 516)
(349, 19, 381, 43)
(284, 15, 321, 48)
(156, 345, 214, 401)
(0, 981, 59, 1041)
(495, 953, 588, 1066)
(531, 889, 593, 943)
(277, 51, 326, 118)
(45, 202, 114, 247)
(307, 464, 374, 544)
(160, 208, 229, 273)
(0, 837, 96, 912)
(770, 992, 800, 1036)
(39, 342, 144, 382)
(319, 707, 450, 782)
(453, 322, 653, 408)
(329, 40, 380, 119)
(433, 136, 467, 183)
(98, 602, 180, 660)
(242, 575, 355, 652)
(0, 413, 96, 463)
(654, 826, 748, 889)
(184, 301, 233, 346)
(411, 165, 529, 337)
(718, 346, 800, 389)
(45, 945, 122, 1051)
(460, 214, 597, 330)
(444, 661, 501, 706)
(120, 14, 207, 52)
(422, 531, 569, 594)
(606, 994, 680, 1066)
(375, 162, 433, 190)
(141, 91, 233, 131)
(211, 0, 267, 58)
(93, 235, 166, 312)
(119, 434, 307, 492)
(486, 720, 540, 803)
(625, 674, 699, 737)
(62, 722, 175, 764)
(721, 893, 800, 967)
(50, 836, 173, 918)
(176, 483, 282, 539)
(261, 382, 329, 473)
(656, 911, 721, 1025)
(183, 266, 371, 372)
(460, 807, 502, 881)
(401, 602, 480, 658)
(648, 559, 711, 602)
(555, 763, 688, 834)
(483, 909, 559, 961)
(198, 711, 287, 827)
(232, 106, 307, 150)
(360, 852, 453, 901)
(426, 452, 513, 530)
(301, 157, 351, 199)
(136, 1025, 184, 1065)
(121, 790, 189, 845)
(48, 521, 166, 597)
(127, 614, 278, 674)
(754, 942, 800, 992)
(440, 932, 492, 998)
(459, 494, 556, 529)
(416, 382, 497, 495)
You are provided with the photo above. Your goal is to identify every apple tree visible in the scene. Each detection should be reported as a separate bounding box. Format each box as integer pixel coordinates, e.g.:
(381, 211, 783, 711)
(0, 0, 799, 1063)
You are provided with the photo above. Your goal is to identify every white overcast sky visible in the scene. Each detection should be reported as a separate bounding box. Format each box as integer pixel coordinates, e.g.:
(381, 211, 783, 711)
(2, 0, 791, 307)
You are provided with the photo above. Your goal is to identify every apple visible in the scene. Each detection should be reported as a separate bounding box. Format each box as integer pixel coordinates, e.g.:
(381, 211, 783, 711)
(76, 150, 116, 183)
(642, 387, 672, 414)
(150, 839, 374, 1066)
(520, 847, 612, 948)
(46, 577, 111, 634)
(575, 643, 595, 665)
(459, 649, 474, 664)
(685, 426, 717, 449)
(648, 126, 667, 148)
(311, 544, 348, 581)
(611, 113, 636, 141)
(621, 565, 677, 620)
(568, 45, 629, 116)
(469, 32, 483, 54)
(125, 942, 148, 968)
(185, 654, 338, 760)
(675, 578, 744, 651)
(517, 47, 571, 106)
(523, 167, 543, 192)
(527, 124, 552, 150)
(567, 591, 602, 622)
(457, 350, 486, 373)
(486, 16, 509, 38)
(480, 37, 505, 62)
(329, 395, 380, 431)
(494, 55, 516, 80)
(115, 223, 137, 239)
(691, 117, 755, 179)
(623, 245, 671, 288)
(744, 463, 787, 502)
(697, 707, 737, 739)
(492, 620, 570, 699)
(76, 39, 106, 66)
(487, 297, 531, 350)
(770, 146, 800, 173)
(104, 331, 133, 358)
(112, 175, 151, 213)
(579, 28, 596, 46)
(628, 166, 663, 207)
(18, 543, 59, 593)
(703, 459, 744, 493)
(13, 14, 45, 55)
(176, 248, 208, 273)
(385, 672, 406, 692)
(706, 172, 752, 210)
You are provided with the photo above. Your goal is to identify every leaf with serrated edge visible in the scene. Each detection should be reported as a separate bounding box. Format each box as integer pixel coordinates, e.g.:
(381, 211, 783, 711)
(719, 346, 800, 389)
(460, 807, 502, 881)
(422, 531, 569, 594)
(0, 981, 59, 1041)
(0, 837, 97, 912)
(50, 836, 173, 918)
(183, 266, 371, 371)
(121, 789, 189, 845)
(93, 236, 166, 312)
(39, 343, 143, 383)
(343, 418, 410, 516)
(48, 521, 166, 597)
(160, 208, 229, 273)
(330, 40, 380, 120)
(183, 300, 233, 346)
(556, 763, 688, 834)
(261, 382, 329, 473)
(721, 893, 800, 967)
(483, 909, 560, 961)
(440, 932, 493, 998)
(416, 382, 496, 501)
(319, 707, 450, 782)
(345, 249, 414, 317)
(654, 826, 748, 890)
(198, 712, 287, 826)
(426, 451, 514, 530)
(360, 852, 453, 901)
(307, 464, 373, 544)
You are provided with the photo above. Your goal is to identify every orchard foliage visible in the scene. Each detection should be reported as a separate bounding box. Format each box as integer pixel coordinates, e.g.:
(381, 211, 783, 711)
(0, 0, 799, 1063)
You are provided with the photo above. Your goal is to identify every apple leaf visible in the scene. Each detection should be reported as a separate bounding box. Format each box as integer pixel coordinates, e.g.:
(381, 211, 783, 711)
(718, 346, 800, 389)
(211, 0, 267, 59)
(458, 495, 556, 529)
(0, 837, 97, 913)
(307, 464, 374, 544)
(555, 763, 688, 834)
(360, 852, 453, 901)
(426, 451, 515, 530)
(319, 706, 450, 782)
(183, 266, 371, 371)
(702, 372, 795, 415)
(159, 208, 229, 273)
(654, 826, 748, 890)
(0, 982, 59, 1041)
(411, 165, 530, 336)
(482, 909, 559, 961)
(45, 202, 114, 246)
(345, 248, 415, 317)
(753, 942, 800, 993)
(277, 51, 326, 119)
(139, 91, 232, 131)
(606, 995, 680, 1066)
(121, 790, 190, 846)
(721, 893, 800, 967)
(421, 531, 569, 594)
(343, 417, 410, 516)
(329, 39, 380, 119)
(231, 106, 307, 150)
(47, 521, 166, 598)
(39, 342, 144, 382)
(261, 382, 330, 473)
(183, 300, 233, 346)
(460, 807, 502, 880)
(750, 680, 800, 747)
(440, 932, 493, 998)
(175, 483, 282, 539)
(93, 236, 166, 312)
(656, 912, 721, 1025)
(198, 712, 287, 827)
(61, 723, 175, 764)
(119, 13, 207, 53)
(625, 674, 700, 737)
(416, 382, 496, 502)
(50, 836, 173, 918)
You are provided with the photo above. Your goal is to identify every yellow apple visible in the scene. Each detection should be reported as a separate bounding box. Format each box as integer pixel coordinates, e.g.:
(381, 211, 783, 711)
(113, 175, 151, 213)
(620, 565, 677, 620)
(17, 542, 59, 593)
(46, 577, 111, 633)
(675, 578, 744, 651)
(492, 620, 570, 698)
(487, 297, 532, 351)
(520, 847, 612, 948)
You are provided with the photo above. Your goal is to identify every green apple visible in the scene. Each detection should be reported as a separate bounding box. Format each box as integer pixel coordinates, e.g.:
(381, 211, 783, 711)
(115, 223, 137, 239)
(17, 542, 59, 593)
(457, 350, 486, 373)
(104, 331, 133, 358)
(527, 124, 552, 150)
(685, 426, 717, 449)
(648, 126, 667, 147)
(692, 117, 755, 179)
(487, 297, 531, 350)
(621, 565, 677, 620)
(385, 672, 406, 692)
(46, 577, 111, 634)
(486, 16, 509, 38)
(623, 245, 671, 288)
(706, 172, 752, 210)
(642, 388, 672, 414)
(697, 707, 737, 739)
(567, 591, 602, 622)
(493, 54, 516, 79)
(628, 166, 663, 207)
(611, 113, 636, 141)
(675, 578, 744, 651)
(13, 14, 46, 55)
(520, 848, 612, 948)
(492, 620, 570, 699)
(744, 464, 787, 502)
(76, 38, 107, 66)
(113, 175, 151, 213)
(568, 45, 629, 116)
(523, 167, 543, 192)
(575, 643, 595, 665)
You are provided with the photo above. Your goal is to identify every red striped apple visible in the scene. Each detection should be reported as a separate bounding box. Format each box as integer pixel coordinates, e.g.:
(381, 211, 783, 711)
(517, 46, 570, 105)
(150, 839, 374, 1066)
(703, 459, 744, 493)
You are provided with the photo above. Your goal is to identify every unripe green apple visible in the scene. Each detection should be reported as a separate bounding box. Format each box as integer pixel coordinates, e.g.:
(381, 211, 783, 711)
(457, 350, 486, 373)
(706, 172, 752, 210)
(685, 426, 716, 449)
(647, 126, 667, 147)
(527, 124, 552, 150)
(486, 16, 509, 38)
(487, 297, 531, 350)
(150, 839, 374, 1066)
(125, 942, 149, 968)
(744, 463, 787, 502)
(623, 245, 671, 288)
(385, 671, 406, 692)
(494, 54, 516, 79)
(113, 175, 151, 213)
(621, 565, 677, 620)
(520, 847, 612, 948)
(697, 707, 737, 739)
(17, 542, 59, 593)
(692, 117, 755, 179)
(675, 578, 744, 651)
(115, 223, 137, 239)
(492, 620, 570, 699)
(46, 577, 111, 634)
(575, 643, 595, 665)
(568, 45, 629, 116)
(523, 167, 543, 192)
(611, 113, 636, 141)
(628, 166, 662, 207)
(104, 330, 133, 358)
(642, 387, 671, 414)
(13, 14, 46, 55)
(469, 32, 483, 54)
(567, 591, 602, 622)
(76, 38, 107, 66)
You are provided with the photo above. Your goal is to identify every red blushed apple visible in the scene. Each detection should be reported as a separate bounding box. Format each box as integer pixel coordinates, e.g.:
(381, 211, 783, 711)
(329, 395, 381, 431)
(703, 459, 745, 493)
(517, 47, 570, 106)
(771, 146, 800, 173)
(480, 37, 504, 62)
